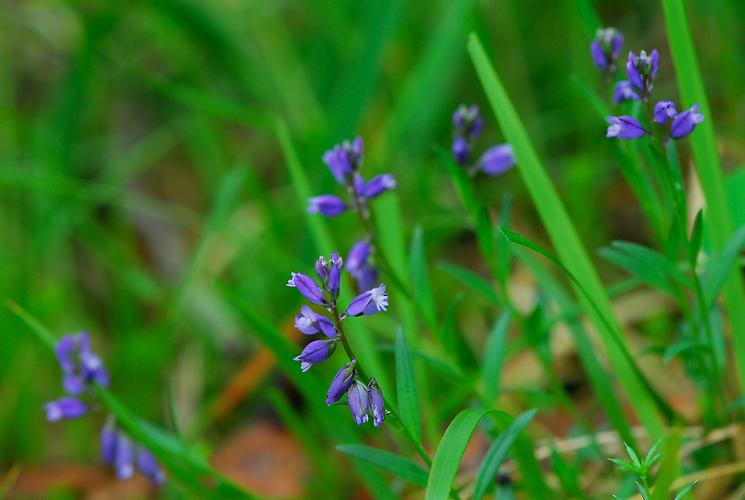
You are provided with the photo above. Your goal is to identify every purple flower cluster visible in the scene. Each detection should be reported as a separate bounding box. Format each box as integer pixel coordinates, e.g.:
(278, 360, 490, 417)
(308, 137, 396, 219)
(451, 104, 515, 176)
(308, 137, 392, 293)
(591, 28, 704, 143)
(101, 419, 165, 485)
(45, 333, 165, 486)
(590, 27, 624, 74)
(44, 332, 109, 421)
(289, 253, 387, 426)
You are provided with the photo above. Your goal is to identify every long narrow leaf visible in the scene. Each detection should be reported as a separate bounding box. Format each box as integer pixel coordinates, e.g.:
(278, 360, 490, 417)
(472, 409, 538, 500)
(481, 311, 511, 403)
(336, 444, 429, 487)
(396, 327, 422, 444)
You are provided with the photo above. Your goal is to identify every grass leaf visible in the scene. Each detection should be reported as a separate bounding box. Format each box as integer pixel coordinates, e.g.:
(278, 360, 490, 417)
(336, 444, 429, 487)
(472, 408, 537, 500)
(481, 311, 511, 403)
(396, 326, 422, 444)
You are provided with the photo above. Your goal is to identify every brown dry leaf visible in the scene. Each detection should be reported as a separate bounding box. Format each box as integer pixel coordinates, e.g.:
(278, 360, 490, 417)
(211, 421, 309, 498)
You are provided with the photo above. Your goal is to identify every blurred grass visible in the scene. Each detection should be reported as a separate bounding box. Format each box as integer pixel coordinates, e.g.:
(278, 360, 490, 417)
(1, 0, 744, 498)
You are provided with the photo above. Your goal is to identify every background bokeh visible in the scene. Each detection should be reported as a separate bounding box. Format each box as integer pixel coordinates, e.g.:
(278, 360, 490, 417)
(1, 0, 744, 497)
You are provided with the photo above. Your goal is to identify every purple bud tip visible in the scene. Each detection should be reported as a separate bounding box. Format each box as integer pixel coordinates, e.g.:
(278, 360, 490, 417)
(605, 115, 647, 140)
(45, 397, 87, 422)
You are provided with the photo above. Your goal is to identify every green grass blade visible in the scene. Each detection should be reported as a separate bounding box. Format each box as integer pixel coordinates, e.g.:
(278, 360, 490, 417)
(662, 0, 745, 387)
(438, 262, 501, 306)
(702, 224, 745, 306)
(426, 408, 492, 500)
(409, 225, 438, 328)
(395, 327, 422, 444)
(481, 311, 511, 403)
(336, 444, 429, 487)
(472, 408, 538, 500)
(468, 34, 665, 437)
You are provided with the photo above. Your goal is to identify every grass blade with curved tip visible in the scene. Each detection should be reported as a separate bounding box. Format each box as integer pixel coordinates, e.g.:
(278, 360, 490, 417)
(426, 408, 492, 500)
(472, 408, 537, 500)
(662, 0, 745, 387)
(468, 33, 666, 437)
(336, 444, 429, 487)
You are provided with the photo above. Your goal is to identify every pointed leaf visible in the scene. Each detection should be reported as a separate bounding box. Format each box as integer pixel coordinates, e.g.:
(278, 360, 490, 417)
(396, 327, 421, 444)
(336, 444, 429, 487)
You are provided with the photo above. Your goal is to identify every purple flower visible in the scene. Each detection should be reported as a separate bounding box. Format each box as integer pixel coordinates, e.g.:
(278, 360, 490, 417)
(670, 104, 704, 140)
(653, 100, 678, 124)
(294, 306, 336, 337)
(479, 144, 515, 176)
(347, 381, 369, 425)
(453, 105, 483, 140)
(626, 49, 659, 96)
(55, 332, 109, 394)
(368, 378, 385, 427)
(353, 265, 380, 291)
(326, 360, 356, 405)
(45, 397, 87, 421)
(308, 195, 348, 217)
(101, 419, 118, 465)
(590, 28, 624, 72)
(328, 252, 343, 299)
(315, 256, 329, 282)
(323, 137, 364, 185)
(613, 80, 640, 103)
(346, 240, 371, 275)
(362, 174, 396, 199)
(137, 448, 166, 486)
(452, 137, 470, 165)
(606, 116, 647, 139)
(294, 339, 336, 372)
(345, 284, 388, 317)
(115, 435, 135, 480)
(287, 272, 326, 305)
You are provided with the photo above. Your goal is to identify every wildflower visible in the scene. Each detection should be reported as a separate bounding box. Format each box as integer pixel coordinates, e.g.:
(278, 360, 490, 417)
(101, 419, 166, 486)
(590, 28, 624, 72)
(115, 435, 135, 480)
(347, 381, 370, 425)
(308, 195, 348, 217)
(323, 137, 363, 185)
(606, 116, 647, 139)
(101, 419, 118, 465)
(452, 137, 469, 164)
(453, 104, 483, 140)
(368, 378, 385, 427)
(362, 174, 396, 199)
(353, 265, 380, 291)
(294, 339, 337, 372)
(137, 448, 166, 486)
(328, 252, 343, 299)
(326, 360, 356, 405)
(670, 104, 704, 140)
(613, 80, 639, 103)
(452, 105, 483, 165)
(626, 49, 659, 97)
(55, 332, 109, 394)
(346, 240, 371, 275)
(345, 284, 388, 317)
(294, 306, 336, 337)
(653, 100, 678, 124)
(44, 397, 87, 421)
(479, 144, 515, 176)
(287, 272, 326, 305)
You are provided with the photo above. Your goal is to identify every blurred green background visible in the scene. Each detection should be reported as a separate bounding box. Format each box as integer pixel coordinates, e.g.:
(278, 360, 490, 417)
(1, 0, 744, 497)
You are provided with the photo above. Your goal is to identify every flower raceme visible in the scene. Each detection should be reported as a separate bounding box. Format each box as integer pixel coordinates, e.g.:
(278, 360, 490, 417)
(626, 49, 659, 98)
(308, 137, 396, 219)
(46, 334, 166, 487)
(606, 101, 703, 141)
(289, 252, 387, 426)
